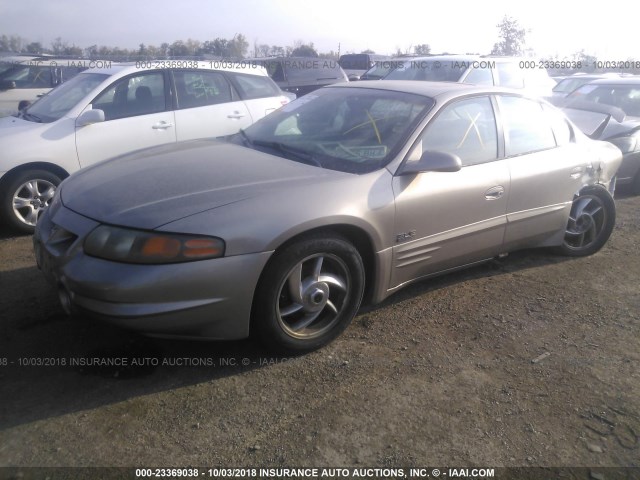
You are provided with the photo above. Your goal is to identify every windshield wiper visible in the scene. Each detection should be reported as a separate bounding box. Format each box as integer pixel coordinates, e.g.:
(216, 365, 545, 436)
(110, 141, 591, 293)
(238, 128, 253, 147)
(20, 111, 42, 123)
(251, 140, 322, 167)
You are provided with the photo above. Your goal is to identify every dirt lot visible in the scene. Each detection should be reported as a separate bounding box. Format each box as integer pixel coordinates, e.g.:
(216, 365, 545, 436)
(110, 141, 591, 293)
(0, 192, 639, 478)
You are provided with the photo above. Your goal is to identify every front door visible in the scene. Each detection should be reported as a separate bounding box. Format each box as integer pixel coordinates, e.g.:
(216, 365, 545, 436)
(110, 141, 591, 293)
(391, 95, 509, 289)
(75, 70, 176, 167)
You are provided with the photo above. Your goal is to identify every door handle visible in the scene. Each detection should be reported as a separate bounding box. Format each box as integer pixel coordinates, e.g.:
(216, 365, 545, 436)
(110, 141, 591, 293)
(152, 121, 174, 130)
(485, 185, 505, 200)
(227, 111, 246, 119)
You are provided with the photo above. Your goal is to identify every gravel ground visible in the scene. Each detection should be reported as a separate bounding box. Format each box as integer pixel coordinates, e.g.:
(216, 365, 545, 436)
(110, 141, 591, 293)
(0, 192, 638, 479)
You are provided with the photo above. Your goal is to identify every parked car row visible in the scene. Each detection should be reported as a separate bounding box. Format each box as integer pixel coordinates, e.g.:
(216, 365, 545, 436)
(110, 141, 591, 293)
(254, 54, 559, 98)
(32, 81, 622, 353)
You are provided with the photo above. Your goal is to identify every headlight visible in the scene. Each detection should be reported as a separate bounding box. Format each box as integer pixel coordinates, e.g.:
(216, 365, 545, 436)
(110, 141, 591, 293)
(84, 225, 225, 264)
(609, 132, 640, 154)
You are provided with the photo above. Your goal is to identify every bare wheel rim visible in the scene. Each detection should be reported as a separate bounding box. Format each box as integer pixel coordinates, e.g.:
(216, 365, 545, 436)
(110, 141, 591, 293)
(12, 179, 57, 227)
(564, 194, 607, 251)
(276, 253, 350, 340)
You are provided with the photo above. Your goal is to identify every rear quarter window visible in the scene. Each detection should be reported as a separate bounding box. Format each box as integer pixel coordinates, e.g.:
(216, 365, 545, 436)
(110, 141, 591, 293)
(229, 72, 281, 99)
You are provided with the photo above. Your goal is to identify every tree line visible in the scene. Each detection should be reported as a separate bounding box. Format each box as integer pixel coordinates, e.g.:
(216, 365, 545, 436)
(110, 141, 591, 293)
(0, 34, 340, 60)
(2, 17, 638, 75)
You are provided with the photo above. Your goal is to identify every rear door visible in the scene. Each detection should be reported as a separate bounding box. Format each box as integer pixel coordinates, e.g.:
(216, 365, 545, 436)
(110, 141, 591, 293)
(498, 95, 587, 249)
(171, 69, 252, 141)
(75, 70, 176, 167)
(226, 71, 286, 121)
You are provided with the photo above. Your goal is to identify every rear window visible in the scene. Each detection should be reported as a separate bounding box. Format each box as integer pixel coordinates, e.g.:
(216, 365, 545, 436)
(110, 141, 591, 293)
(569, 84, 640, 117)
(284, 60, 344, 82)
(339, 54, 371, 70)
(230, 72, 281, 99)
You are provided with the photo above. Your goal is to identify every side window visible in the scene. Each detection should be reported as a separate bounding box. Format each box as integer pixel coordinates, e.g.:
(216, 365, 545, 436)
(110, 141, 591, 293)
(414, 96, 498, 167)
(4, 66, 52, 88)
(269, 62, 285, 82)
(231, 73, 280, 99)
(92, 72, 166, 120)
(495, 62, 525, 89)
(464, 67, 494, 86)
(173, 70, 232, 109)
(499, 96, 557, 156)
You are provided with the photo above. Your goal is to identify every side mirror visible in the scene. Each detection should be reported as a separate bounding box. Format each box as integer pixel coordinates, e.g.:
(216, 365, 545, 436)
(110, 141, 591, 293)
(0, 80, 16, 91)
(76, 109, 105, 127)
(398, 150, 462, 175)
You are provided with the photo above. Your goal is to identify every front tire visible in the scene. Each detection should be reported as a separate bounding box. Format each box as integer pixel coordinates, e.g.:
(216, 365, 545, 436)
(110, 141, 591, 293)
(0, 169, 61, 234)
(557, 187, 616, 257)
(252, 235, 365, 354)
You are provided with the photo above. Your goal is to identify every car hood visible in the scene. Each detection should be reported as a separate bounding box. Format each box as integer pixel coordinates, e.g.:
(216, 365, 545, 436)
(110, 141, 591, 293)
(61, 139, 343, 229)
(0, 115, 44, 137)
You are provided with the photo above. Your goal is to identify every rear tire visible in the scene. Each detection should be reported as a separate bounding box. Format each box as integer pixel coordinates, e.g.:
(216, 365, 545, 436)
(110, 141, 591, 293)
(0, 169, 61, 234)
(252, 235, 365, 354)
(556, 187, 615, 257)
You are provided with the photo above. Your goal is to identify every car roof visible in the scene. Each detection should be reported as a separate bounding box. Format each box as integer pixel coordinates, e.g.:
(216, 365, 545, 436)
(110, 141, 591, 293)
(0, 55, 44, 63)
(583, 77, 640, 86)
(395, 54, 481, 63)
(327, 79, 528, 99)
(82, 60, 270, 77)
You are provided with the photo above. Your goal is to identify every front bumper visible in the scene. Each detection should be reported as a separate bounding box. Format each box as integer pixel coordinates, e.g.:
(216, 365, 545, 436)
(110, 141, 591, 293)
(33, 204, 272, 340)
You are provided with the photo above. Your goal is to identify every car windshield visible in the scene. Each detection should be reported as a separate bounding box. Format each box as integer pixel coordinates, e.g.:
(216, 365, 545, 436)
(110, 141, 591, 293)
(385, 60, 468, 82)
(0, 60, 20, 76)
(568, 84, 640, 117)
(236, 87, 433, 174)
(18, 72, 108, 123)
(362, 61, 402, 80)
(553, 77, 598, 94)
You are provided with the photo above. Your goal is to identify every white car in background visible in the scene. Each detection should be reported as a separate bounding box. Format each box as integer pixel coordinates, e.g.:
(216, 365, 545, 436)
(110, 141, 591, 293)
(0, 61, 290, 232)
(0, 56, 90, 117)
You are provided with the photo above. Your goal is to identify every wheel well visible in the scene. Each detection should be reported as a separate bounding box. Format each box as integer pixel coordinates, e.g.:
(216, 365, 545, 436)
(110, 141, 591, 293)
(1, 163, 70, 186)
(576, 183, 613, 199)
(259, 224, 378, 307)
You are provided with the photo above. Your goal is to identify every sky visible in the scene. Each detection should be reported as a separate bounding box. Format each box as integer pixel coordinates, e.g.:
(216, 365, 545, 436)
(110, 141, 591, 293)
(0, 0, 637, 61)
